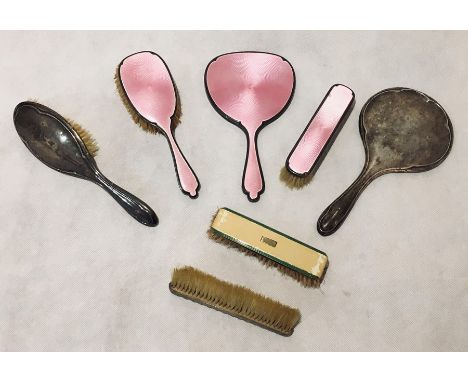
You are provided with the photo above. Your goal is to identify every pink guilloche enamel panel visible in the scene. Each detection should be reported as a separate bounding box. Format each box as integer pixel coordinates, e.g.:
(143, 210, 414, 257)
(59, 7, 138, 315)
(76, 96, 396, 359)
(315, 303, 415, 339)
(206, 52, 295, 201)
(119, 52, 176, 129)
(287, 84, 354, 175)
(206, 52, 294, 131)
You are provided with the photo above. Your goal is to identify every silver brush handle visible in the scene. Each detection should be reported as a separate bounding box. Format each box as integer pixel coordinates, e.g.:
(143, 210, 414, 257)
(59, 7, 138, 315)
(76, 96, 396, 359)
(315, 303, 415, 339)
(94, 172, 158, 227)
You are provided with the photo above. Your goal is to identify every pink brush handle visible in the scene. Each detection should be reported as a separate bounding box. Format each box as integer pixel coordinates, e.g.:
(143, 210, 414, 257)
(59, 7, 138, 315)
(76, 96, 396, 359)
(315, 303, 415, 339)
(243, 131, 263, 201)
(165, 130, 199, 198)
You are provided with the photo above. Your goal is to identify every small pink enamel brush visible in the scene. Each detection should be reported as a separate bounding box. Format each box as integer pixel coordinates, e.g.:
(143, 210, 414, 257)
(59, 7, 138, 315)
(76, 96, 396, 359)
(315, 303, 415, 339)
(116, 51, 200, 198)
(281, 84, 355, 188)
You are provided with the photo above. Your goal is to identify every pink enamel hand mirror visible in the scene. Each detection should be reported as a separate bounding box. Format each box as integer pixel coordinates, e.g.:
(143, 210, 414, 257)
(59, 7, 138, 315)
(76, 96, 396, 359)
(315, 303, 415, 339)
(205, 51, 295, 201)
(117, 51, 200, 198)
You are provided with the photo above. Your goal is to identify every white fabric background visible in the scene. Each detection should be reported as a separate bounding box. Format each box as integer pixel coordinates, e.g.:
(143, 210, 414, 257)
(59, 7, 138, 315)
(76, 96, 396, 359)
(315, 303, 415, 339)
(0, 31, 466, 351)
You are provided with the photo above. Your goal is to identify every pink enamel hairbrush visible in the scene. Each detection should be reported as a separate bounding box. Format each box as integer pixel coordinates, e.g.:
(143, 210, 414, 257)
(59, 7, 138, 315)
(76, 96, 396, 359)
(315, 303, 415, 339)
(115, 51, 200, 198)
(281, 84, 355, 188)
(205, 51, 295, 202)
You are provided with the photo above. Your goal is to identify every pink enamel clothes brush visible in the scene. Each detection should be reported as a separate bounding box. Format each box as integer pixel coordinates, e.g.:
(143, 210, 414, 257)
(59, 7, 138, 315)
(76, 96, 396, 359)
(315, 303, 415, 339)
(205, 51, 295, 202)
(281, 84, 355, 188)
(116, 51, 200, 198)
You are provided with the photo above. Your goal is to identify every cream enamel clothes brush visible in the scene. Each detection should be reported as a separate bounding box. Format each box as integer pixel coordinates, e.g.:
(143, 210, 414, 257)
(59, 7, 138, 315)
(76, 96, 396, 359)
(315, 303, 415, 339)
(208, 208, 328, 287)
(280, 84, 354, 188)
(116, 51, 200, 198)
(205, 51, 295, 202)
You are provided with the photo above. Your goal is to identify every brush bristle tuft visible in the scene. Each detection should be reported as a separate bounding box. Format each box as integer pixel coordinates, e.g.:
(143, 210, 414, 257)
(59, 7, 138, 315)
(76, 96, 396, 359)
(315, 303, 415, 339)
(66, 118, 99, 156)
(114, 69, 159, 134)
(172, 83, 182, 129)
(170, 266, 300, 336)
(279, 166, 313, 189)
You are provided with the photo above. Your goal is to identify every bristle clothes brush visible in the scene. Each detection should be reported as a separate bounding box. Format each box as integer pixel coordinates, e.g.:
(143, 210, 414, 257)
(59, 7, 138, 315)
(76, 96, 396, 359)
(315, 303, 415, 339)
(208, 208, 328, 287)
(116, 51, 200, 198)
(169, 266, 301, 336)
(281, 84, 355, 189)
(13, 101, 158, 227)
